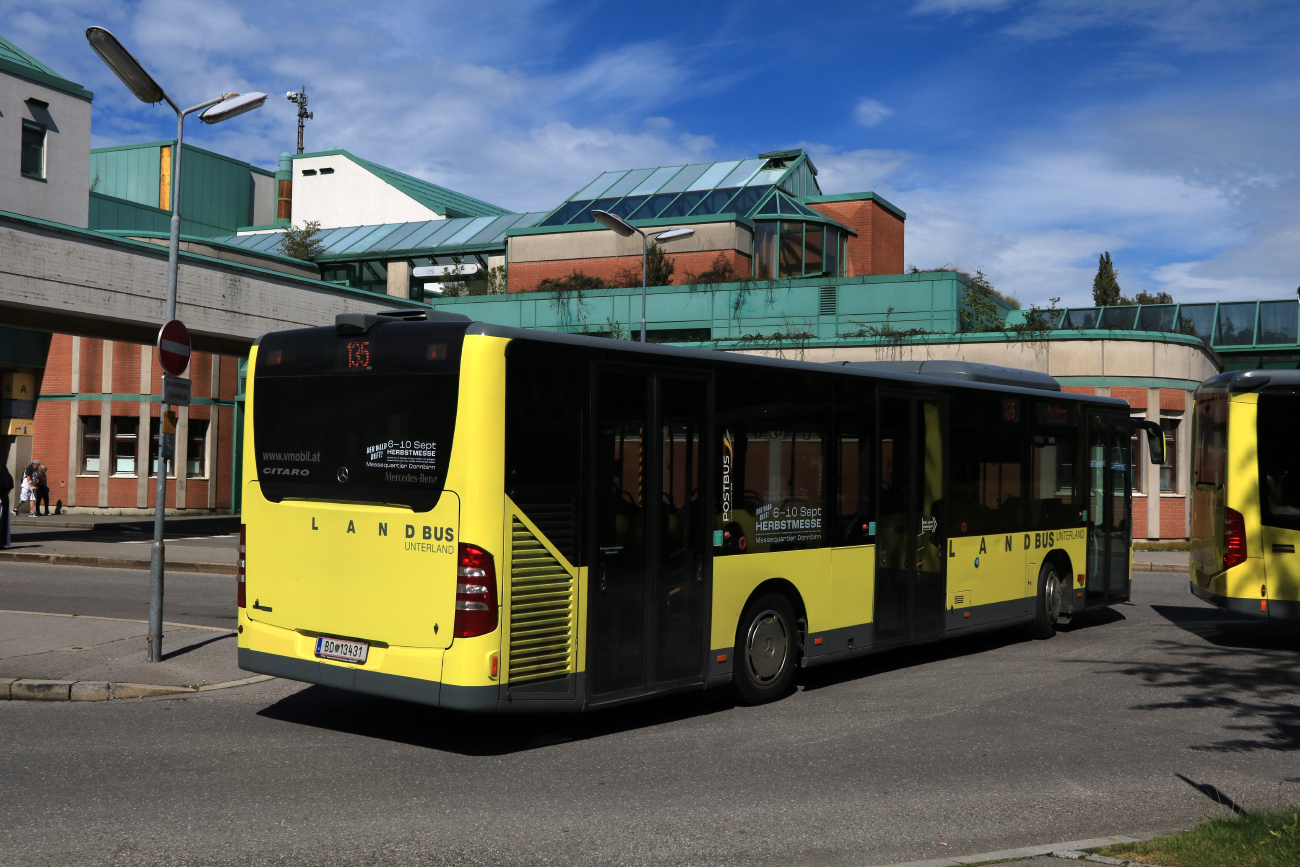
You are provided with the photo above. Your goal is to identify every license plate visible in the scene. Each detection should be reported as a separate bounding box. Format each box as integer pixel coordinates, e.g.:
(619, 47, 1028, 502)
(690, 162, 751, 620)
(315, 635, 368, 665)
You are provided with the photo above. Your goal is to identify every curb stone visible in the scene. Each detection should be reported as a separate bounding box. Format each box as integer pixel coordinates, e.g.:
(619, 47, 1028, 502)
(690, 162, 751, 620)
(869, 832, 1164, 867)
(1132, 563, 1189, 574)
(1, 675, 273, 702)
(1049, 849, 1168, 867)
(0, 550, 234, 574)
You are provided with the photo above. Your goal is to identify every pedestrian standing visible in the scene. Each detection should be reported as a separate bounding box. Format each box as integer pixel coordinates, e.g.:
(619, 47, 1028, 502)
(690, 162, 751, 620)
(20, 459, 41, 517)
(35, 465, 51, 517)
(0, 464, 12, 548)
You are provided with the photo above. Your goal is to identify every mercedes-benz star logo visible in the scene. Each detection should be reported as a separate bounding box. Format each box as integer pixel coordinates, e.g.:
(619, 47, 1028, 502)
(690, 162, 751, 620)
(337, 467, 349, 483)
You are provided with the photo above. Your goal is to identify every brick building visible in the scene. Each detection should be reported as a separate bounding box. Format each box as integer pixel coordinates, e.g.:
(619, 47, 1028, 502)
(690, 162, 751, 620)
(503, 149, 905, 293)
(30, 335, 240, 512)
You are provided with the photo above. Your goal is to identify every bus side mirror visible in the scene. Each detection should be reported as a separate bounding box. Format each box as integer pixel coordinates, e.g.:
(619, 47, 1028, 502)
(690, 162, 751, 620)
(1132, 419, 1166, 465)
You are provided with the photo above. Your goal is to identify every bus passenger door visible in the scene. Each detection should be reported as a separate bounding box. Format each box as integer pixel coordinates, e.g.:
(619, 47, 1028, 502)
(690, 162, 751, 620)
(1085, 413, 1132, 605)
(589, 369, 711, 701)
(875, 393, 947, 645)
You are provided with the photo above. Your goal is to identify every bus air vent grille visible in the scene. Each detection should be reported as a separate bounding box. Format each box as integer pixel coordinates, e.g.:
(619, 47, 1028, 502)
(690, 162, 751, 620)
(508, 517, 575, 683)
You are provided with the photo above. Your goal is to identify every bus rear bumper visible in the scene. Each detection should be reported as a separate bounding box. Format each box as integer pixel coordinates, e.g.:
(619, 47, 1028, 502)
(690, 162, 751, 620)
(237, 647, 443, 706)
(1190, 580, 1268, 619)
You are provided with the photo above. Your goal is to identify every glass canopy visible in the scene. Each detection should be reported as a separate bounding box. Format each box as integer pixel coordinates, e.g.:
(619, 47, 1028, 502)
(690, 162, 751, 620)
(538, 152, 826, 228)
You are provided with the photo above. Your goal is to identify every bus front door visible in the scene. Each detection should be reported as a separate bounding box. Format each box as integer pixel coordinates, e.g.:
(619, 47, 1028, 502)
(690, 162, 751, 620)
(1086, 413, 1132, 604)
(875, 393, 947, 645)
(589, 370, 711, 701)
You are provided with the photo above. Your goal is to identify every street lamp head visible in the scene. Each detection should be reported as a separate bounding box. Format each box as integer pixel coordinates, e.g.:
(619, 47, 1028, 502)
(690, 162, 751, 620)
(85, 26, 165, 105)
(591, 209, 636, 237)
(655, 227, 695, 243)
(199, 92, 268, 124)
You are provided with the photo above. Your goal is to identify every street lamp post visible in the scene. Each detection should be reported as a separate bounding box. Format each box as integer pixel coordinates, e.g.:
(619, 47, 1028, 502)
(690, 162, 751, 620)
(590, 210, 694, 342)
(86, 27, 266, 662)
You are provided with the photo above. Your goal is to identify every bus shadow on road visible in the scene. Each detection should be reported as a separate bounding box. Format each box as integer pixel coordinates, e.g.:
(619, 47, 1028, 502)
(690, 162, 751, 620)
(797, 607, 1125, 693)
(1152, 604, 1300, 651)
(256, 684, 738, 755)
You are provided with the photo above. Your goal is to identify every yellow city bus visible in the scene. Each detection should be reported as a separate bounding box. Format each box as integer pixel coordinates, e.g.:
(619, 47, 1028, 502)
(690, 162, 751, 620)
(1190, 370, 1300, 621)
(236, 310, 1153, 711)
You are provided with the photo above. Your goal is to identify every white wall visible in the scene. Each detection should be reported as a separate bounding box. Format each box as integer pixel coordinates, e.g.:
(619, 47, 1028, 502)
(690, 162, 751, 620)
(0, 70, 92, 227)
(289, 154, 444, 229)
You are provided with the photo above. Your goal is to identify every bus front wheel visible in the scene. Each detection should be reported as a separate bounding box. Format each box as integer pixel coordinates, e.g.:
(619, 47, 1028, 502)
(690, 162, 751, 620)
(1030, 561, 1063, 640)
(733, 593, 798, 705)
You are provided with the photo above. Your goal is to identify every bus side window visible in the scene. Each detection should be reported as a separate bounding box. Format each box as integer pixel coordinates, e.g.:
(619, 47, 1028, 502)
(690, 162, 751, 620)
(505, 343, 588, 565)
(716, 367, 829, 555)
(1030, 432, 1079, 528)
(834, 378, 874, 545)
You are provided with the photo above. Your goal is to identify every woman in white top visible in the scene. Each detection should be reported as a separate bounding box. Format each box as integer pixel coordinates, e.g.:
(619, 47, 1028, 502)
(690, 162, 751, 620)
(17, 472, 33, 517)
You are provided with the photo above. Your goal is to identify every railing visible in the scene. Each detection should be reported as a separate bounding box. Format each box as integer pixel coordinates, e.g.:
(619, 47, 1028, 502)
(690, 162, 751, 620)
(1044, 300, 1299, 350)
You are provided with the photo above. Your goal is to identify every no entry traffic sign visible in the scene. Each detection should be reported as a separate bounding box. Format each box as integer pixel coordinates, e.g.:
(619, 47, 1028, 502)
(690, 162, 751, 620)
(157, 319, 191, 376)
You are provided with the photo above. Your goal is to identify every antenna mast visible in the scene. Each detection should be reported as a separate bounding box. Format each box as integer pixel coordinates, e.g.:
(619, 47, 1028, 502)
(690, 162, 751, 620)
(286, 85, 312, 154)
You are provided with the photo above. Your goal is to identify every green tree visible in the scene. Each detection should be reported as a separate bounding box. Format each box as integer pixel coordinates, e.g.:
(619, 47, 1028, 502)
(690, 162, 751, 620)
(1092, 252, 1122, 306)
(1132, 290, 1173, 305)
(613, 241, 676, 288)
(280, 220, 324, 261)
(960, 269, 1013, 332)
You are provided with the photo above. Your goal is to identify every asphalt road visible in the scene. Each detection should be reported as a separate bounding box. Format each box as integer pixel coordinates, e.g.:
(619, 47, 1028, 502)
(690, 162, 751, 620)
(1, 568, 1297, 867)
(0, 561, 235, 628)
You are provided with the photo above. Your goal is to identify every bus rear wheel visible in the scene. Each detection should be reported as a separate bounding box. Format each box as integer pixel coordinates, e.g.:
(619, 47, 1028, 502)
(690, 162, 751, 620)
(1030, 561, 1063, 639)
(732, 593, 798, 705)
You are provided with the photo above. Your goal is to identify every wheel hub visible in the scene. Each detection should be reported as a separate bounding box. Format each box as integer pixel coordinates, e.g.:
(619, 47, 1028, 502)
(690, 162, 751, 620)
(1044, 572, 1062, 622)
(746, 610, 788, 683)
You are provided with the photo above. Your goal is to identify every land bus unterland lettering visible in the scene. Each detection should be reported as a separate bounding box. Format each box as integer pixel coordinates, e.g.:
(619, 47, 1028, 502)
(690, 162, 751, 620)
(1190, 370, 1300, 622)
(236, 310, 1159, 711)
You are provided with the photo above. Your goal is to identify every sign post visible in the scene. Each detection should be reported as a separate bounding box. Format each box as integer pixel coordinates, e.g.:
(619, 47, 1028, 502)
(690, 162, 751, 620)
(148, 319, 191, 662)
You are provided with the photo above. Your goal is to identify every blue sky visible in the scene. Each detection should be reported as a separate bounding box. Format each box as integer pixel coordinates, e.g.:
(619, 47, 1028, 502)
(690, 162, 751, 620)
(6, 0, 1298, 306)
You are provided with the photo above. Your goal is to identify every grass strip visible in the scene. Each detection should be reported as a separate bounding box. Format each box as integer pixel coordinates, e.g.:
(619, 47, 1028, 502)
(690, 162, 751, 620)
(1098, 811, 1299, 867)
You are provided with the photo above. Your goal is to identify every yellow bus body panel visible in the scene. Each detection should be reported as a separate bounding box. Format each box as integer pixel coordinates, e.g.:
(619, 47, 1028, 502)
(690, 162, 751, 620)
(240, 335, 513, 690)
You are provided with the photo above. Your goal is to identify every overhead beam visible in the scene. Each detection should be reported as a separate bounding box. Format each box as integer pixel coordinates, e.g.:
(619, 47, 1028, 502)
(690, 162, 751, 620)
(0, 211, 424, 355)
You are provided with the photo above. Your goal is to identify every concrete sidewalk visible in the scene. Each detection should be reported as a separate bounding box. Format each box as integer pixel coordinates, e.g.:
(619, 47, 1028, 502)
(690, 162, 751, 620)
(1132, 550, 1190, 572)
(0, 609, 265, 700)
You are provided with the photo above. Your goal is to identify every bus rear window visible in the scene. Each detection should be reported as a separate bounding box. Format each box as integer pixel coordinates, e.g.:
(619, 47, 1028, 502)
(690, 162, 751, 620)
(253, 323, 464, 512)
(1193, 395, 1226, 487)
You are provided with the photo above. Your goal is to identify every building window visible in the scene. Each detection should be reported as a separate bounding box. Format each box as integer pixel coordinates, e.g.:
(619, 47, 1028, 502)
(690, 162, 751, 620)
(1130, 414, 1145, 494)
(756, 221, 842, 279)
(319, 260, 388, 294)
(112, 417, 139, 475)
(81, 416, 101, 474)
(753, 223, 775, 279)
(1160, 416, 1180, 493)
(187, 419, 209, 477)
(21, 120, 45, 179)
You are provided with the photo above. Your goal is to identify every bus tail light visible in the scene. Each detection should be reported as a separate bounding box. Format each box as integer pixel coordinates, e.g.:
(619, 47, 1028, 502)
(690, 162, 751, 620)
(237, 523, 246, 608)
(1223, 508, 1247, 570)
(454, 543, 498, 637)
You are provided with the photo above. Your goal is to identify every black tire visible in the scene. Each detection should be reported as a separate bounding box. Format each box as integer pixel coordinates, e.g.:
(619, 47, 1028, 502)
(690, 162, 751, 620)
(1030, 560, 1063, 639)
(732, 592, 799, 705)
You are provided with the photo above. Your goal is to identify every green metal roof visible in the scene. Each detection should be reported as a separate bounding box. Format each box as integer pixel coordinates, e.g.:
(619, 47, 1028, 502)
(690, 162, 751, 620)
(0, 35, 93, 100)
(536, 150, 827, 229)
(209, 212, 548, 262)
(292, 150, 510, 219)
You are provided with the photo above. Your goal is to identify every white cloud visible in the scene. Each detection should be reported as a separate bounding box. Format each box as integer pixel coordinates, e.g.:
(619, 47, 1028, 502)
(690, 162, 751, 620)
(911, 0, 1015, 13)
(798, 145, 912, 193)
(853, 98, 894, 128)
